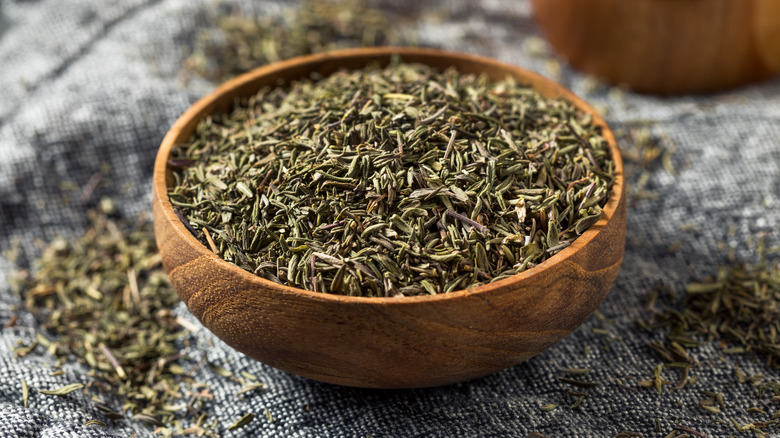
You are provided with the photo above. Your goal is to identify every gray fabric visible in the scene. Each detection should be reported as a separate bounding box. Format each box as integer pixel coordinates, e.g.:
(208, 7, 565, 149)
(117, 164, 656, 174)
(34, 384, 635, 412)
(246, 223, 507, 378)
(1, 0, 779, 437)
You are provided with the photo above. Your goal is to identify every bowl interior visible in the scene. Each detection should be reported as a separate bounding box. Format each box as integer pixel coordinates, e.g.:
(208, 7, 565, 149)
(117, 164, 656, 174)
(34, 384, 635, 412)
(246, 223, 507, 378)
(155, 46, 624, 302)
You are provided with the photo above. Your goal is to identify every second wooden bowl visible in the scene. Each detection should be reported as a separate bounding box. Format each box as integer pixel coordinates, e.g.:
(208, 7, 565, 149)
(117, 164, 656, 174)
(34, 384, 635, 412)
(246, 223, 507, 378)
(152, 47, 626, 388)
(533, 0, 780, 94)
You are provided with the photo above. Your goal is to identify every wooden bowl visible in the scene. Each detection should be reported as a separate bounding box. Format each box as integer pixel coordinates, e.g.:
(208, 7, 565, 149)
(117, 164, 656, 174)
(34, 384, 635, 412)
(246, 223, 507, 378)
(532, 0, 780, 94)
(152, 47, 626, 388)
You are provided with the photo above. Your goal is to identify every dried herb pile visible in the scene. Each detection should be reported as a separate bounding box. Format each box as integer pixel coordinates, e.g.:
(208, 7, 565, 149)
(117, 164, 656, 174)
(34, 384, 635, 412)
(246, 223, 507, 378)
(614, 121, 676, 203)
(527, 260, 780, 437)
(641, 261, 780, 371)
(183, 0, 412, 83)
(168, 60, 614, 297)
(13, 207, 249, 435)
(627, 260, 780, 435)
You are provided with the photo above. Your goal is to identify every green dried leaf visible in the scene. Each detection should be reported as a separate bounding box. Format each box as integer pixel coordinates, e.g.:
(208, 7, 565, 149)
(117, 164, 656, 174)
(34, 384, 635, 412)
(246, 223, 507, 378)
(228, 412, 255, 431)
(38, 383, 84, 396)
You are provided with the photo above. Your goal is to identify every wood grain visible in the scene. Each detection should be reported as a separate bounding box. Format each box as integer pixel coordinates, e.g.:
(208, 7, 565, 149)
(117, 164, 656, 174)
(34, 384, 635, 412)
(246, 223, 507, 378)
(532, 0, 780, 94)
(152, 47, 626, 388)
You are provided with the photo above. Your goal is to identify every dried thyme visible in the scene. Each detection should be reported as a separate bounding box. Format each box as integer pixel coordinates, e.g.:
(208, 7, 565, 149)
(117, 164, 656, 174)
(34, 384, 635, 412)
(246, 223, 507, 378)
(643, 261, 780, 369)
(168, 60, 615, 297)
(14, 208, 230, 434)
(184, 0, 413, 83)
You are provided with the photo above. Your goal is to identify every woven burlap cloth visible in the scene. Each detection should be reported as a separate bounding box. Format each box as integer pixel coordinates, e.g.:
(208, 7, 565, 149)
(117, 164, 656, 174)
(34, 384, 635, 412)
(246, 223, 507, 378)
(1, 0, 778, 436)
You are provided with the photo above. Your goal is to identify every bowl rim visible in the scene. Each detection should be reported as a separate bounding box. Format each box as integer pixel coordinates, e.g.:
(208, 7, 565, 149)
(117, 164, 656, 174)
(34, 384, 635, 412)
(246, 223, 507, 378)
(153, 46, 625, 305)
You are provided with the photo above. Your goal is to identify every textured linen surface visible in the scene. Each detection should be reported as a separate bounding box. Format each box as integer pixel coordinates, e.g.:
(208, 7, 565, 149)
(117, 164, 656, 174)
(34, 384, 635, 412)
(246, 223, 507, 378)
(1, 0, 779, 437)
